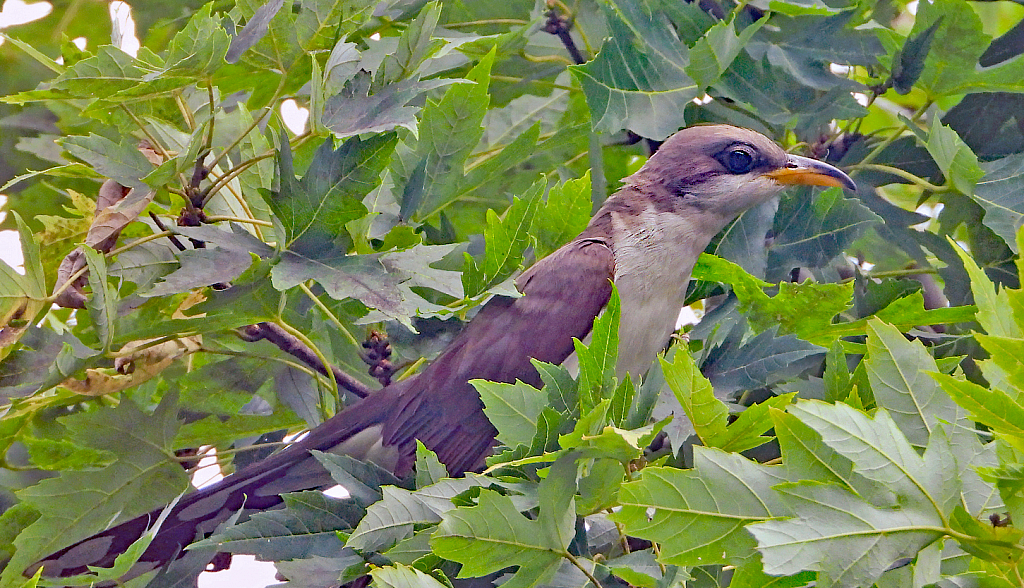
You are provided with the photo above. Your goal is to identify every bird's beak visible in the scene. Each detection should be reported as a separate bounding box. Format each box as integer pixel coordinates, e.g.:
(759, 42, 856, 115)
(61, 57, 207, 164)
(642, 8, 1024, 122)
(763, 154, 857, 192)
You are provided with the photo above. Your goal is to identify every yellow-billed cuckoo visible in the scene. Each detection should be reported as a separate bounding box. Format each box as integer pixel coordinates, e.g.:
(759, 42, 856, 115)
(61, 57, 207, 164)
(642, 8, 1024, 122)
(32, 125, 855, 581)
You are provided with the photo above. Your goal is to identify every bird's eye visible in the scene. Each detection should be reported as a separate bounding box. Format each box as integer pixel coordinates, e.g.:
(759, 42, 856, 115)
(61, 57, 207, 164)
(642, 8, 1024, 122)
(724, 149, 754, 174)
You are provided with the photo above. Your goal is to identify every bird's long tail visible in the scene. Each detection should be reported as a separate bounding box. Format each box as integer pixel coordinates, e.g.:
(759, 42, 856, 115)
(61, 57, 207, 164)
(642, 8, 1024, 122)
(30, 386, 403, 582)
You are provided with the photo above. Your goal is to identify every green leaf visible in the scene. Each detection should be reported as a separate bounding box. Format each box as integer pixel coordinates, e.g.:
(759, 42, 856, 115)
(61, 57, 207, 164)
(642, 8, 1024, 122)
(473, 379, 547, 449)
(415, 442, 448, 489)
(574, 287, 619, 410)
(935, 373, 1024, 451)
(161, 3, 230, 75)
(532, 173, 592, 261)
(0, 214, 47, 351)
(194, 491, 355, 560)
(604, 550, 664, 588)
(823, 341, 851, 402)
(399, 50, 494, 221)
(432, 462, 574, 588)
(5, 396, 186, 581)
(925, 121, 984, 196)
(949, 504, 1024, 563)
(785, 401, 955, 507)
(611, 449, 786, 566)
(559, 421, 658, 465)
(21, 437, 115, 471)
(864, 319, 965, 449)
(274, 553, 367, 588)
(569, 2, 699, 139)
(717, 394, 795, 454)
(459, 121, 543, 208)
(756, 12, 884, 69)
(380, 244, 464, 299)
(950, 238, 1021, 337)
(771, 408, 884, 500)
(15, 46, 143, 99)
(144, 246, 257, 298)
(376, 2, 445, 87)
(534, 360, 578, 415)
(748, 481, 945, 588)
(687, 17, 765, 91)
(911, 0, 989, 97)
(62, 134, 153, 189)
(461, 179, 543, 297)
(659, 350, 727, 447)
(347, 477, 487, 553)
(272, 133, 396, 249)
(975, 333, 1024, 393)
(371, 563, 450, 588)
(715, 54, 866, 134)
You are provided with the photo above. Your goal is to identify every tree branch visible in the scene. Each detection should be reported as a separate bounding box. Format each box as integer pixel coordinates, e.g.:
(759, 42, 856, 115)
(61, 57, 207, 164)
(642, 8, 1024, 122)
(240, 322, 373, 400)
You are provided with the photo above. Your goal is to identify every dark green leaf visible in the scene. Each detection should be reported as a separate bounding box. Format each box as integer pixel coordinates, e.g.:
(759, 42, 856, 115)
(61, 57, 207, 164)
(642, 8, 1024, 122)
(569, 2, 698, 139)
(226, 0, 286, 63)
(398, 51, 494, 221)
(272, 133, 396, 249)
(973, 152, 1024, 253)
(461, 179, 543, 297)
(322, 74, 464, 139)
(311, 452, 405, 508)
(6, 396, 186, 578)
(702, 326, 823, 395)
(766, 188, 881, 281)
(892, 18, 943, 94)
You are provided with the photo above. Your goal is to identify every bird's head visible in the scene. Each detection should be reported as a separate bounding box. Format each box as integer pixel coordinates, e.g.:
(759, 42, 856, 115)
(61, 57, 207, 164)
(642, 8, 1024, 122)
(631, 125, 856, 219)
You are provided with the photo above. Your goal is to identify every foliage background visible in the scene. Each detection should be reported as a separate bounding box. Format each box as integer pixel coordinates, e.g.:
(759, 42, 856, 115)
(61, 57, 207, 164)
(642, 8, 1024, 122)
(2, 0, 1024, 587)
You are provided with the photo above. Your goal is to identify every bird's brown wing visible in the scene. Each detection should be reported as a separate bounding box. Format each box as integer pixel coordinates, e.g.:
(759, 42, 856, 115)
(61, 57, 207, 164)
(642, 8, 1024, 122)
(33, 237, 615, 581)
(380, 237, 616, 474)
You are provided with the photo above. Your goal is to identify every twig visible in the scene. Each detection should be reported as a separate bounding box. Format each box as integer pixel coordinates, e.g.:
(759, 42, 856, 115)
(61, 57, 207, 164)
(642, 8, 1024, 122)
(149, 213, 188, 251)
(564, 551, 604, 588)
(544, 8, 586, 65)
(240, 322, 373, 400)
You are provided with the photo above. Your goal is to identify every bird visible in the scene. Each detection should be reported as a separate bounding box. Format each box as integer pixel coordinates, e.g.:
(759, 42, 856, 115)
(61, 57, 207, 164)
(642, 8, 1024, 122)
(30, 124, 855, 582)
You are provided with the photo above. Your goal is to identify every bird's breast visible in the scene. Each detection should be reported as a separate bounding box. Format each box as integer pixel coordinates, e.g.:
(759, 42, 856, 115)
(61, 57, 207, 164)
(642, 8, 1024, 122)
(609, 209, 712, 377)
